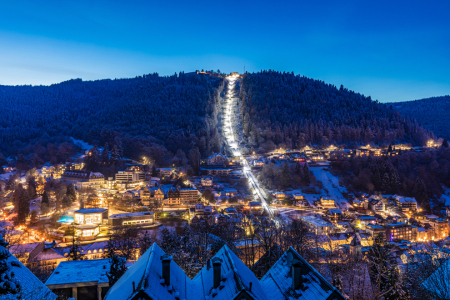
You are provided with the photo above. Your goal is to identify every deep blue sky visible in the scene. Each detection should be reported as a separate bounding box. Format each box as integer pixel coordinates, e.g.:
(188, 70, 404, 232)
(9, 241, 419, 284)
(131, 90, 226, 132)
(1, 1, 449, 102)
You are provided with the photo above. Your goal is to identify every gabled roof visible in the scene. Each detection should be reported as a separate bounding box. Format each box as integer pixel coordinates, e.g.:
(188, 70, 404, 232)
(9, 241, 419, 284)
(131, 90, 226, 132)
(2, 243, 56, 300)
(192, 245, 268, 300)
(105, 243, 345, 300)
(105, 243, 190, 300)
(260, 247, 345, 300)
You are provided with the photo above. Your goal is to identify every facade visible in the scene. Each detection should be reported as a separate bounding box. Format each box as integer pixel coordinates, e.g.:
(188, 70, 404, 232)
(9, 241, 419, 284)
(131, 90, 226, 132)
(73, 208, 108, 240)
(46, 259, 111, 300)
(248, 201, 262, 212)
(317, 196, 335, 208)
(207, 153, 229, 165)
(62, 171, 105, 188)
(327, 208, 343, 221)
(158, 168, 172, 177)
(200, 167, 231, 176)
(394, 196, 418, 212)
(329, 149, 355, 161)
(369, 199, 385, 212)
(385, 222, 413, 241)
(166, 188, 181, 206)
(298, 215, 334, 234)
(179, 188, 199, 206)
(108, 211, 155, 226)
(429, 218, 449, 240)
(140, 186, 164, 206)
(365, 224, 386, 238)
(115, 171, 145, 184)
(201, 176, 213, 186)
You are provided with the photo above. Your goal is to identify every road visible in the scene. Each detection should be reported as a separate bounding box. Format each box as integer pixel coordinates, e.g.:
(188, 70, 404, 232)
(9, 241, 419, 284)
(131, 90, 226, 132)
(223, 76, 273, 218)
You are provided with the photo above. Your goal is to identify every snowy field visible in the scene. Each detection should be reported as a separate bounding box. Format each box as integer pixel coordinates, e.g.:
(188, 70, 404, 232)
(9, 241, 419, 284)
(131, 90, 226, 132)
(309, 167, 351, 210)
(440, 189, 450, 206)
(70, 137, 93, 152)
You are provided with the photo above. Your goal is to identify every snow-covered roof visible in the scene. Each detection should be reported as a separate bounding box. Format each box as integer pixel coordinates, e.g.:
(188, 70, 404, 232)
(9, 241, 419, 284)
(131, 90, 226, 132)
(261, 247, 345, 300)
(422, 258, 450, 299)
(30, 247, 66, 262)
(105, 243, 190, 300)
(299, 216, 333, 228)
(2, 244, 56, 300)
(395, 196, 417, 204)
(75, 208, 107, 214)
(105, 243, 345, 300)
(192, 244, 268, 300)
(328, 209, 342, 215)
(46, 259, 110, 286)
(9, 242, 42, 255)
(109, 211, 154, 219)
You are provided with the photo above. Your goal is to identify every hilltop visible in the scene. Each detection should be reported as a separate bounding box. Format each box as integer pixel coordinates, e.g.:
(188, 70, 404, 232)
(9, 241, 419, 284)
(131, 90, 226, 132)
(387, 95, 450, 140)
(0, 72, 223, 166)
(238, 71, 433, 153)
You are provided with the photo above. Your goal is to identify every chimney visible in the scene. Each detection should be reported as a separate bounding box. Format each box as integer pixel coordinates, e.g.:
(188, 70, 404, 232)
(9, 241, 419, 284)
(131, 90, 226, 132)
(161, 254, 172, 286)
(292, 260, 302, 290)
(212, 257, 223, 289)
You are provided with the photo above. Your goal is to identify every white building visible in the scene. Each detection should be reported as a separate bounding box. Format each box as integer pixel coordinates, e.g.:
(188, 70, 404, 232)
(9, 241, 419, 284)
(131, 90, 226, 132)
(115, 171, 145, 184)
(207, 153, 229, 165)
(73, 208, 108, 240)
(201, 177, 213, 187)
(394, 195, 418, 212)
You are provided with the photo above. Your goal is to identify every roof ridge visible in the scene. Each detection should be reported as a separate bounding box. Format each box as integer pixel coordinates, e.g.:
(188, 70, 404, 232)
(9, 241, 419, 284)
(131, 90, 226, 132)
(223, 245, 245, 292)
(287, 247, 337, 292)
(137, 243, 156, 293)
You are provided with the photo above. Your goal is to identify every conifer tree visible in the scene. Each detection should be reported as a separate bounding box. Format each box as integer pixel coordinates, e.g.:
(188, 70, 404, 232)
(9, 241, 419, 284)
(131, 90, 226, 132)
(0, 235, 21, 296)
(189, 147, 201, 175)
(101, 142, 110, 165)
(13, 184, 23, 211)
(17, 188, 30, 224)
(367, 234, 398, 299)
(139, 231, 153, 255)
(382, 173, 391, 192)
(84, 146, 100, 172)
(280, 163, 292, 189)
(303, 164, 310, 185)
(67, 227, 84, 261)
(66, 183, 76, 202)
(62, 195, 71, 209)
(110, 144, 121, 166)
(41, 190, 50, 215)
(107, 254, 126, 287)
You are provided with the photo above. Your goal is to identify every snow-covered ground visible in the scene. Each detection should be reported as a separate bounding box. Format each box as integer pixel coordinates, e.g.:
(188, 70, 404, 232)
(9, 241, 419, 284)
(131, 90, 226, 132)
(440, 189, 450, 206)
(309, 167, 351, 210)
(70, 137, 93, 152)
(0, 172, 14, 180)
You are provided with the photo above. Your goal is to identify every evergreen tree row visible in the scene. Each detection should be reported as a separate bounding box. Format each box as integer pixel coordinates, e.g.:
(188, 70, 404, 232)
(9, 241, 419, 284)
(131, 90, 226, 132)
(239, 71, 434, 150)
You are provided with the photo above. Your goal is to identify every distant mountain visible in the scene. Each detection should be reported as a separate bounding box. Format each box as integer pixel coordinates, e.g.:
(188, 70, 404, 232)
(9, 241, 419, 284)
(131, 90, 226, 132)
(0, 72, 223, 166)
(387, 95, 450, 140)
(239, 71, 433, 153)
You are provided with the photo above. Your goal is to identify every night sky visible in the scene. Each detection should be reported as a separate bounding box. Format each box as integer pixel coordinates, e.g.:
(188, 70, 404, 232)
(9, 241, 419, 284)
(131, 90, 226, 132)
(1, 0, 449, 102)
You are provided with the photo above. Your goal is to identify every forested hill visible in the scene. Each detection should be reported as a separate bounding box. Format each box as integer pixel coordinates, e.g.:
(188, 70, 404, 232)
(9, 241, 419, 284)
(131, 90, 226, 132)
(387, 95, 450, 140)
(239, 71, 433, 152)
(0, 73, 223, 166)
